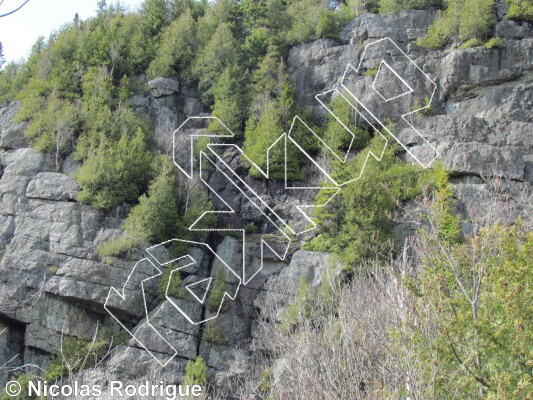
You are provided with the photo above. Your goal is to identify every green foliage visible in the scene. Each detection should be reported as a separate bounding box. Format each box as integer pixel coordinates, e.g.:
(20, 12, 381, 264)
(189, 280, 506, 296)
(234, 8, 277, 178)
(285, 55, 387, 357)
(203, 321, 225, 344)
(183, 356, 209, 386)
(44, 335, 110, 382)
(97, 234, 145, 258)
(122, 157, 181, 243)
(0, 374, 39, 400)
(48, 266, 59, 275)
(259, 368, 273, 393)
(147, 9, 197, 81)
(409, 221, 532, 398)
(507, 0, 533, 22)
(158, 266, 187, 299)
(209, 63, 250, 135)
(485, 36, 505, 49)
(459, 38, 484, 49)
(244, 222, 259, 233)
(75, 128, 154, 211)
(306, 136, 440, 272)
(322, 95, 371, 156)
(417, 0, 496, 49)
(280, 278, 311, 332)
(193, 23, 238, 104)
(22, 90, 78, 169)
(379, 0, 443, 14)
(363, 66, 379, 77)
(428, 162, 461, 243)
(206, 268, 229, 313)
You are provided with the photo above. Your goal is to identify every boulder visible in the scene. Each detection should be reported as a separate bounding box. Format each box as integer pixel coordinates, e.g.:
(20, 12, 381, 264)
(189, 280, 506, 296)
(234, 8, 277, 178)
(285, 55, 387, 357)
(148, 77, 180, 97)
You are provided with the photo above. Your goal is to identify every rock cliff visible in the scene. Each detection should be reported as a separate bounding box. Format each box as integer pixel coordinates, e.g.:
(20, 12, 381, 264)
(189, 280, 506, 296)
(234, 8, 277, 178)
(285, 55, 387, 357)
(0, 8, 531, 395)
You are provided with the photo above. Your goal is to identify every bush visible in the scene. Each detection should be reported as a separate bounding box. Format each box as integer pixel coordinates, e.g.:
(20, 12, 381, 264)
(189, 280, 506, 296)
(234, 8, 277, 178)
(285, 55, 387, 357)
(506, 0, 533, 22)
(48, 266, 59, 274)
(75, 128, 154, 211)
(122, 157, 182, 244)
(363, 66, 379, 77)
(206, 268, 229, 313)
(305, 137, 442, 272)
(158, 265, 187, 300)
(485, 36, 505, 49)
(209, 63, 250, 136)
(203, 321, 225, 344)
(459, 38, 484, 49)
(380, 0, 443, 14)
(97, 234, 145, 258)
(183, 356, 209, 386)
(45, 336, 110, 382)
(417, 0, 496, 49)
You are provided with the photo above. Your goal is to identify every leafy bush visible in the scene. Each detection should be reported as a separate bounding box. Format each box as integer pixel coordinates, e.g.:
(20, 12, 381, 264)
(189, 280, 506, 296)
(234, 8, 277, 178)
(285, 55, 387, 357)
(157, 266, 186, 300)
(97, 234, 145, 258)
(75, 128, 154, 211)
(485, 36, 505, 49)
(363, 66, 379, 77)
(280, 278, 311, 332)
(379, 0, 443, 14)
(209, 63, 250, 136)
(203, 321, 225, 344)
(506, 0, 533, 22)
(306, 136, 442, 272)
(122, 157, 181, 244)
(417, 0, 496, 49)
(206, 268, 229, 313)
(183, 356, 209, 386)
(44, 336, 110, 382)
(459, 38, 484, 49)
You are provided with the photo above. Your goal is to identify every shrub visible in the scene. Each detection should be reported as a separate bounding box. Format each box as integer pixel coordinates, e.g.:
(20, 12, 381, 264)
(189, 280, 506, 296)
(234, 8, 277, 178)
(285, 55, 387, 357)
(158, 265, 187, 300)
(122, 157, 182, 244)
(322, 94, 371, 156)
(97, 234, 145, 258)
(280, 278, 311, 332)
(203, 321, 225, 344)
(183, 356, 209, 386)
(363, 66, 379, 77)
(306, 137, 438, 272)
(75, 128, 154, 211)
(417, 0, 496, 49)
(45, 336, 110, 382)
(506, 0, 533, 22)
(48, 266, 59, 274)
(209, 63, 250, 136)
(485, 36, 505, 49)
(206, 268, 229, 313)
(459, 38, 484, 49)
(380, 0, 443, 14)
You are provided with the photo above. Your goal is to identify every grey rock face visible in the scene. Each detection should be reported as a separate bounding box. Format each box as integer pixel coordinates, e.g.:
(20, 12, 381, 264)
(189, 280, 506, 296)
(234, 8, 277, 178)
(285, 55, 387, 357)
(148, 77, 180, 97)
(0, 9, 531, 393)
(26, 172, 80, 201)
(0, 102, 29, 150)
(340, 9, 437, 46)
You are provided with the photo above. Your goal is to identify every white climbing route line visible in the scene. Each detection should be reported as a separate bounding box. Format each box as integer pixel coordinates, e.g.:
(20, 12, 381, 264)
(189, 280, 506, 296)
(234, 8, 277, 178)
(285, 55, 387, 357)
(105, 37, 439, 366)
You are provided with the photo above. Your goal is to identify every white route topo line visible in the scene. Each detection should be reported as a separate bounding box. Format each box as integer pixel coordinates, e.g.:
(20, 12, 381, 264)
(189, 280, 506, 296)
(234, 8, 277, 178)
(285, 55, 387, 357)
(105, 37, 440, 366)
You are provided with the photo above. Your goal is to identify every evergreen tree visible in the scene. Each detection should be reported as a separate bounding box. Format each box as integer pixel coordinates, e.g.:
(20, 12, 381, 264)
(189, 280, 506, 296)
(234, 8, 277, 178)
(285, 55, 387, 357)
(209, 63, 250, 135)
(123, 157, 182, 243)
(147, 9, 197, 80)
(75, 128, 154, 211)
(193, 23, 238, 103)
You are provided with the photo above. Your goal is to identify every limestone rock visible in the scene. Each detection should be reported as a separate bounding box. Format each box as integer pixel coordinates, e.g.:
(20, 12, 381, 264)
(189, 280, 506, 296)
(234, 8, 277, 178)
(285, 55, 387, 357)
(26, 172, 80, 201)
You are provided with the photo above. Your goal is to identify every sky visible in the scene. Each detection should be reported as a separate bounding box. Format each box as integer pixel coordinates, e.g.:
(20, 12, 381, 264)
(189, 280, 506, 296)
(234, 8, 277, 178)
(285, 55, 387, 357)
(0, 0, 144, 63)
